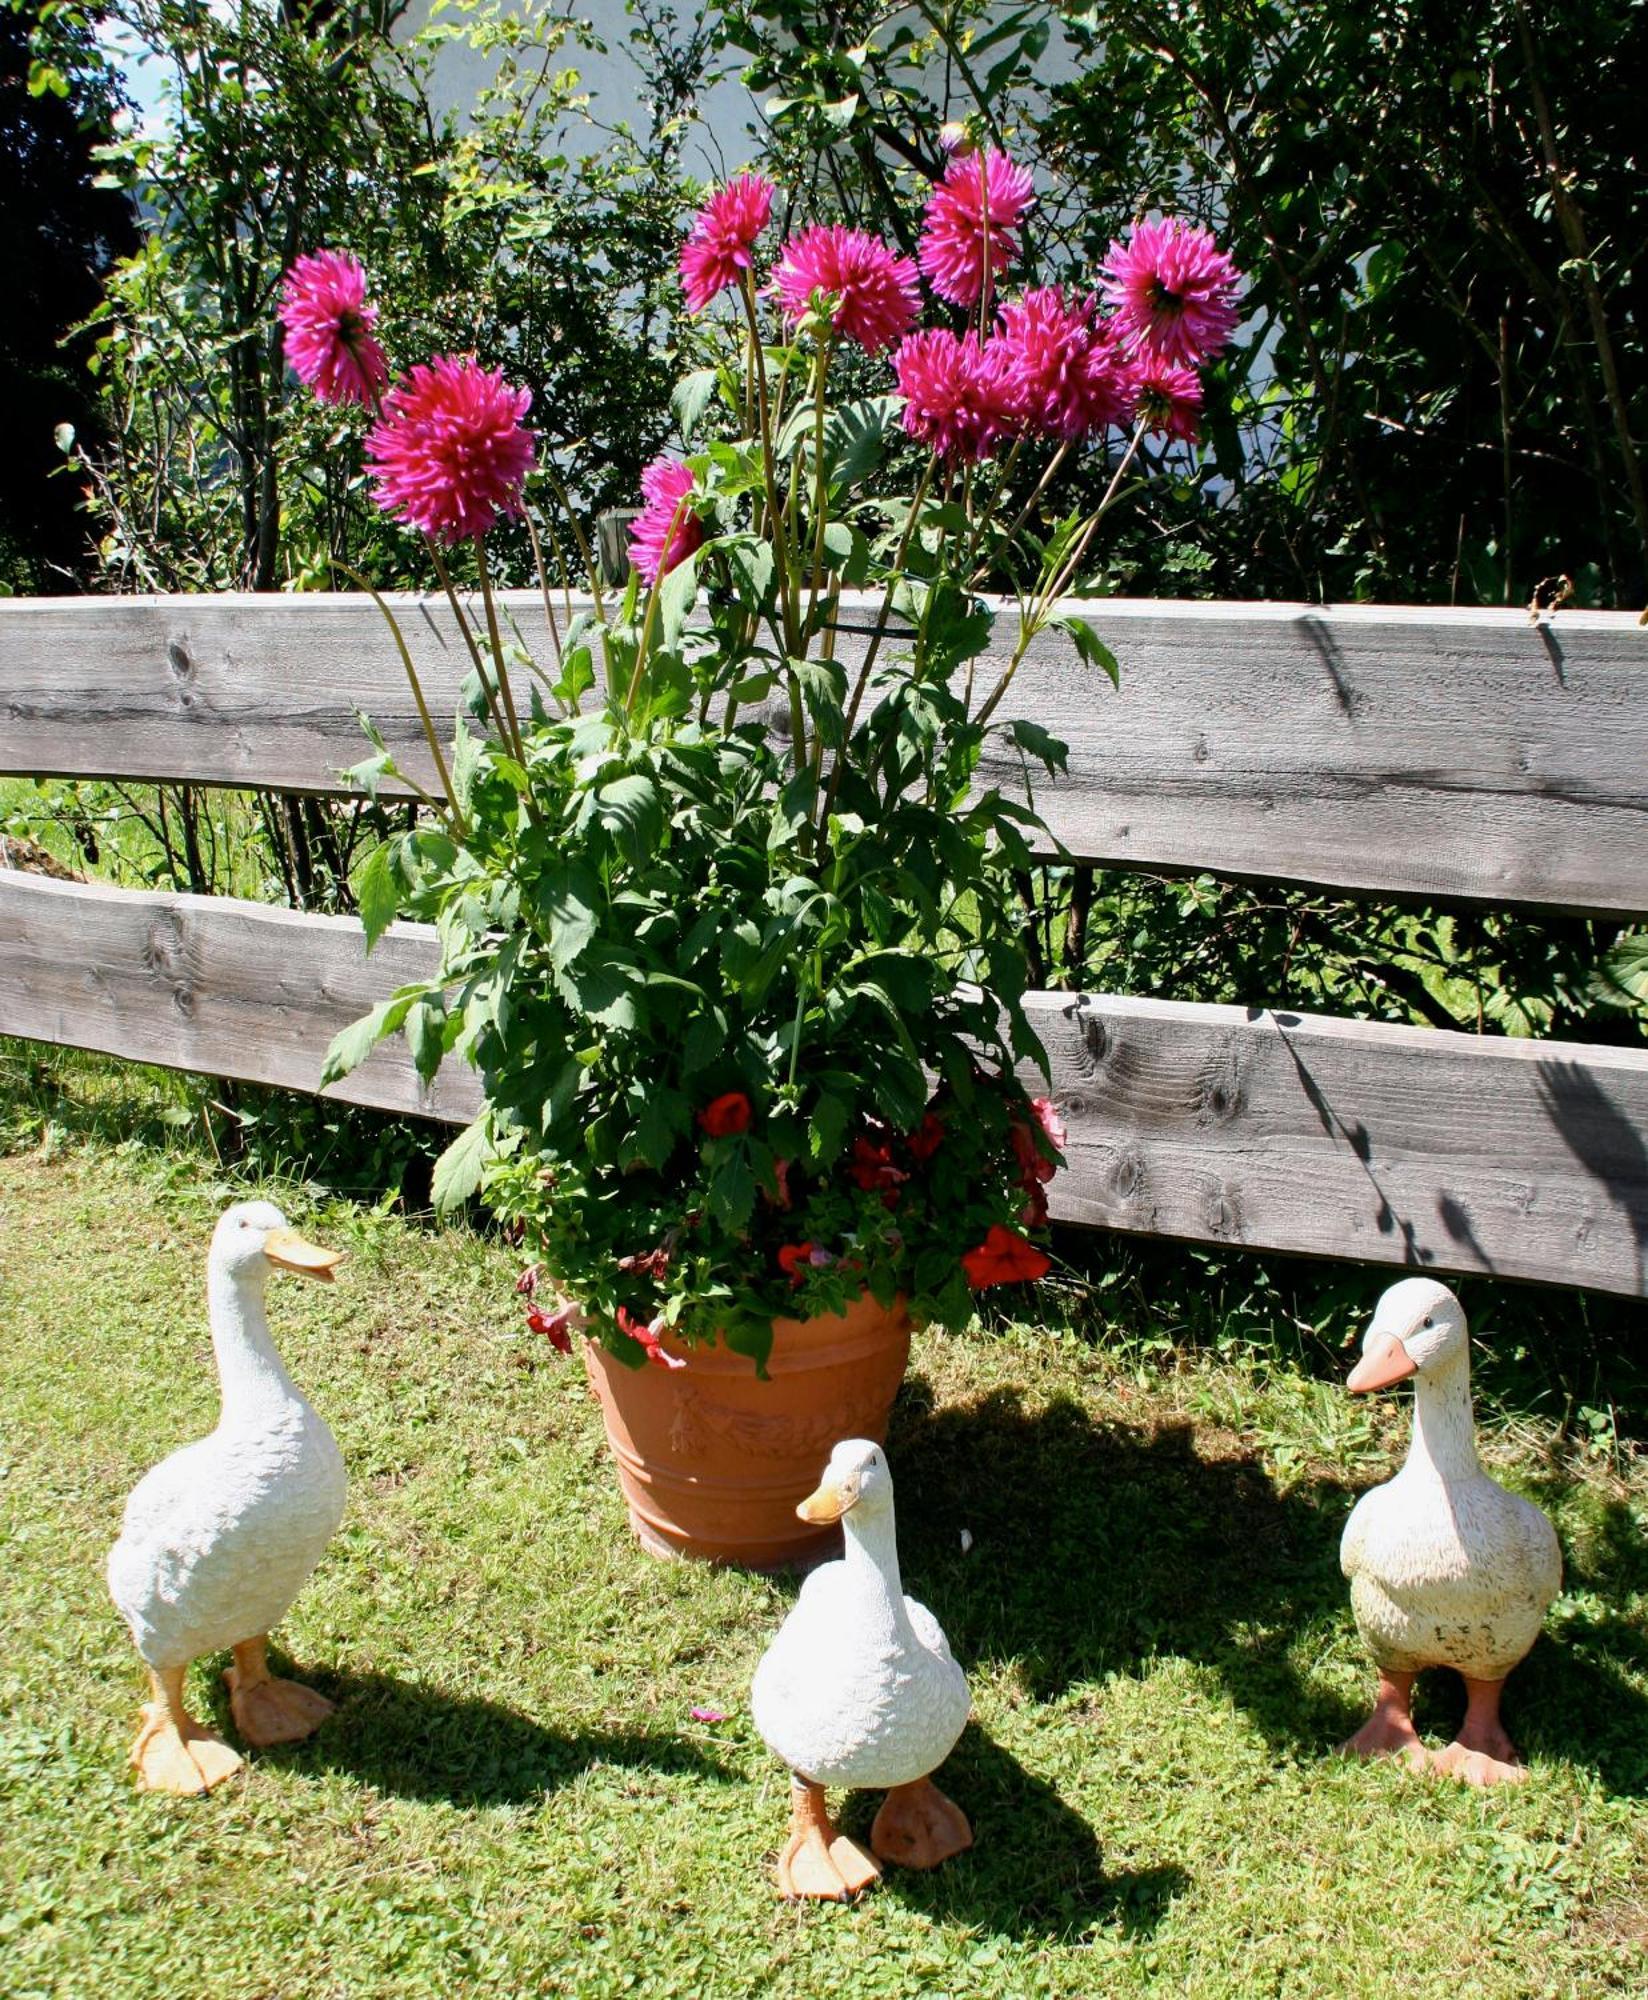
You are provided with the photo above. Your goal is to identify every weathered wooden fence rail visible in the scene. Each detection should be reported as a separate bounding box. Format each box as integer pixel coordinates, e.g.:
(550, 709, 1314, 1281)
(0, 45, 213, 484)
(3, 593, 1646, 1295)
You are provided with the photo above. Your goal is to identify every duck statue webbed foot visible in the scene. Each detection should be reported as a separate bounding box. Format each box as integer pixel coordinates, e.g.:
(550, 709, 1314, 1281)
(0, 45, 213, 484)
(129, 1665, 243, 1796)
(777, 1778, 882, 1902)
(1338, 1668, 1426, 1770)
(870, 1775, 974, 1870)
(1430, 1676, 1527, 1786)
(226, 1636, 336, 1748)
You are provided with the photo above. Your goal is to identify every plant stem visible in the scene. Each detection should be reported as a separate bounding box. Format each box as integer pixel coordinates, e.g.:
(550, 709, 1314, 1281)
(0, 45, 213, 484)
(472, 536, 527, 765)
(332, 559, 464, 833)
(803, 335, 834, 637)
(740, 271, 797, 656)
(974, 420, 1148, 728)
(521, 508, 564, 672)
(427, 540, 511, 753)
(817, 453, 937, 832)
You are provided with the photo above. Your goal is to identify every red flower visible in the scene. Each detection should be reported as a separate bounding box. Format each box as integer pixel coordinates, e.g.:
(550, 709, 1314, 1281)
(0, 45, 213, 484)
(698, 1091, 752, 1138)
(1031, 1096, 1068, 1157)
(679, 174, 775, 312)
(628, 455, 705, 585)
(771, 224, 920, 354)
(1099, 217, 1242, 369)
(918, 149, 1035, 308)
(278, 249, 389, 409)
(617, 1306, 687, 1370)
(617, 1246, 672, 1281)
(515, 1263, 543, 1297)
(777, 1242, 814, 1285)
(962, 1226, 1052, 1289)
(994, 287, 1131, 443)
(1128, 354, 1204, 443)
(893, 328, 1025, 463)
(525, 1302, 577, 1354)
(907, 1113, 946, 1163)
(365, 355, 535, 544)
(849, 1135, 907, 1192)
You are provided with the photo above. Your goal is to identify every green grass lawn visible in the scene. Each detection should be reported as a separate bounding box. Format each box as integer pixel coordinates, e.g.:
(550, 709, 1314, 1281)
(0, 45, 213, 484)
(1, 1052, 1645, 1998)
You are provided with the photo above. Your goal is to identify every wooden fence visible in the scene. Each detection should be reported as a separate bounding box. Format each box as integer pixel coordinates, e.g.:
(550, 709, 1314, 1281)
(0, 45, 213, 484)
(3, 591, 1646, 1296)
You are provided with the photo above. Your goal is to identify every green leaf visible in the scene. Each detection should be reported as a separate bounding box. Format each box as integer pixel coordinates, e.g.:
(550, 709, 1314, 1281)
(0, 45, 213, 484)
(356, 841, 399, 953)
(535, 858, 600, 970)
(557, 947, 645, 1029)
(808, 1090, 849, 1165)
(820, 520, 870, 585)
(1007, 717, 1071, 776)
(450, 714, 482, 817)
(319, 986, 424, 1085)
(405, 992, 449, 1082)
(849, 950, 933, 1011)
(594, 773, 663, 863)
(630, 1085, 690, 1167)
(672, 367, 720, 442)
(1055, 613, 1121, 686)
(823, 394, 901, 493)
(554, 643, 596, 708)
(726, 537, 774, 607)
(681, 1007, 727, 1074)
(657, 551, 700, 652)
(704, 1141, 757, 1232)
(431, 1115, 490, 1213)
(1591, 930, 1648, 1009)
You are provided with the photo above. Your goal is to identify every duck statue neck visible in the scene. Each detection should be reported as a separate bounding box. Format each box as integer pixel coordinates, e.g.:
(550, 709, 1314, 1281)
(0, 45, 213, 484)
(1398, 1334, 1480, 1486)
(207, 1255, 304, 1422)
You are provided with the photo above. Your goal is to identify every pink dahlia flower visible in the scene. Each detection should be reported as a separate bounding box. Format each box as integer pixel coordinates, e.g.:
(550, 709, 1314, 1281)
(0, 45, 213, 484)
(1130, 355, 1204, 442)
(628, 455, 704, 584)
(893, 329, 1025, 462)
(278, 249, 389, 408)
(918, 149, 1035, 308)
(364, 356, 535, 543)
(1099, 218, 1241, 368)
(771, 224, 920, 354)
(680, 174, 775, 312)
(995, 287, 1130, 442)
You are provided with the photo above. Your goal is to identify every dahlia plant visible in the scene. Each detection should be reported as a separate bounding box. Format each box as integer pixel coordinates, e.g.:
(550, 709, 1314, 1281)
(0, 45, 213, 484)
(305, 154, 1241, 1371)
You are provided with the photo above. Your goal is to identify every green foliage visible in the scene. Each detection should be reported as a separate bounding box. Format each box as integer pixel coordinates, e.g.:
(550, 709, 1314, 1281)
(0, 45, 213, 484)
(51, 0, 698, 594)
(1009, 863, 1648, 1047)
(715, 0, 1648, 609)
(0, 0, 136, 590)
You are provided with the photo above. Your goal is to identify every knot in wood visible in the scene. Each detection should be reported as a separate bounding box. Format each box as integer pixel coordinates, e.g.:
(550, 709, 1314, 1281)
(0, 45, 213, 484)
(1110, 1149, 1146, 1202)
(1205, 1183, 1243, 1238)
(141, 912, 196, 1018)
(166, 637, 195, 682)
(1195, 1044, 1245, 1127)
(1072, 998, 1108, 1068)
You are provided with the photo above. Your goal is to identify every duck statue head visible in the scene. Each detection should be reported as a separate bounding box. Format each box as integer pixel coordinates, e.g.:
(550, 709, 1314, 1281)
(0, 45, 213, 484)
(1346, 1276, 1467, 1395)
(211, 1200, 344, 1288)
(796, 1438, 895, 1525)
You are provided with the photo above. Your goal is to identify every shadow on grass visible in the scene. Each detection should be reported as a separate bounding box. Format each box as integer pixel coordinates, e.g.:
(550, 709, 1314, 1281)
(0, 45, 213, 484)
(888, 1378, 1648, 1796)
(838, 1723, 1186, 1942)
(232, 1664, 737, 1806)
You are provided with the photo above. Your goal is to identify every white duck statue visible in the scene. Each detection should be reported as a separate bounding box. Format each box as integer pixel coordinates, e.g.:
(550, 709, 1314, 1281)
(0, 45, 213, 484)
(750, 1438, 972, 1900)
(107, 1201, 346, 1793)
(1340, 1276, 1561, 1785)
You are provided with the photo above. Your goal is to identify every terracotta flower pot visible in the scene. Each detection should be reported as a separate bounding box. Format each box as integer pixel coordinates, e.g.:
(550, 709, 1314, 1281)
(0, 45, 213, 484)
(582, 1292, 912, 1567)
